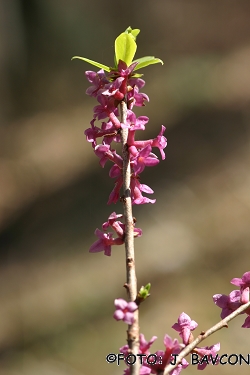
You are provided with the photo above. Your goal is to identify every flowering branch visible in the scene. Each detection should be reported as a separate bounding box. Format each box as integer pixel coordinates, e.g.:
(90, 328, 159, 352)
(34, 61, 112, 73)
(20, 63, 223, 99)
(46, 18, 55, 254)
(163, 300, 250, 375)
(72, 26, 250, 375)
(73, 26, 164, 375)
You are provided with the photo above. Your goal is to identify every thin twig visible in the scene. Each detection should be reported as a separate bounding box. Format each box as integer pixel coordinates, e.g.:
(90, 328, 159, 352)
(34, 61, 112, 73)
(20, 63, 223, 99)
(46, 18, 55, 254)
(163, 301, 250, 375)
(120, 100, 140, 375)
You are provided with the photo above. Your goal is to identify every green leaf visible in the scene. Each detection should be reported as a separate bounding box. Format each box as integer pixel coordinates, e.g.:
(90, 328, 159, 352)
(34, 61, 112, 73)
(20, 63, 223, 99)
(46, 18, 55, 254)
(115, 32, 137, 67)
(132, 73, 144, 78)
(124, 26, 140, 40)
(131, 29, 140, 39)
(133, 56, 164, 71)
(144, 283, 151, 292)
(71, 56, 110, 72)
(124, 26, 133, 34)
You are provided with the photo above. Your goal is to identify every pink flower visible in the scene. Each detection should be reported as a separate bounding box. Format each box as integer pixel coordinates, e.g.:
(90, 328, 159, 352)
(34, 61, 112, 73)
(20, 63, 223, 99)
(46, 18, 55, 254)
(127, 77, 149, 108)
(131, 178, 156, 205)
(213, 290, 242, 319)
(102, 212, 123, 229)
(126, 110, 149, 131)
(102, 213, 124, 238)
(231, 271, 250, 292)
(107, 176, 123, 204)
(148, 335, 188, 375)
(139, 334, 158, 354)
(89, 228, 123, 256)
(241, 287, 250, 304)
(193, 343, 220, 370)
(84, 119, 121, 147)
(109, 164, 122, 178)
(85, 69, 109, 97)
(152, 125, 167, 160)
(93, 95, 118, 121)
(172, 312, 198, 345)
(110, 60, 138, 80)
(101, 121, 121, 144)
(84, 119, 101, 147)
(91, 213, 142, 255)
(130, 126, 167, 161)
(94, 144, 123, 168)
(94, 144, 114, 167)
(102, 77, 125, 100)
(131, 145, 159, 175)
(113, 298, 138, 325)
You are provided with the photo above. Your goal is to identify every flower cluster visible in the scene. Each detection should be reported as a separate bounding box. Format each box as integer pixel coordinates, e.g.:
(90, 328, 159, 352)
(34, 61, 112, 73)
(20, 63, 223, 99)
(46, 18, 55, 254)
(84, 60, 166, 255)
(213, 271, 250, 327)
(112, 272, 250, 374)
(89, 212, 142, 256)
(115, 305, 220, 374)
(172, 313, 220, 371)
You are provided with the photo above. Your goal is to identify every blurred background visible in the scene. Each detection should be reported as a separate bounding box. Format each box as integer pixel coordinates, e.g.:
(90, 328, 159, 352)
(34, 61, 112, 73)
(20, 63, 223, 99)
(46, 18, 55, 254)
(1, 0, 250, 374)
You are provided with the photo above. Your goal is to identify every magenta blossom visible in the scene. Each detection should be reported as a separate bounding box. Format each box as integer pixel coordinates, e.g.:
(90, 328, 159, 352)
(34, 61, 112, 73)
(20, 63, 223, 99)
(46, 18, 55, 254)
(127, 77, 149, 109)
(193, 343, 220, 370)
(102, 212, 124, 237)
(107, 176, 123, 204)
(84, 119, 101, 147)
(139, 333, 158, 355)
(231, 271, 250, 292)
(131, 125, 167, 161)
(213, 290, 242, 319)
(107, 172, 156, 205)
(113, 298, 138, 325)
(102, 76, 125, 100)
(131, 145, 159, 175)
(85, 69, 109, 97)
(101, 121, 121, 144)
(93, 94, 119, 124)
(241, 287, 250, 304)
(131, 178, 156, 205)
(101, 212, 142, 239)
(102, 212, 123, 229)
(84, 119, 121, 148)
(148, 335, 188, 375)
(94, 144, 114, 167)
(109, 60, 138, 80)
(172, 312, 198, 345)
(125, 110, 149, 131)
(109, 164, 122, 178)
(94, 144, 123, 168)
(89, 228, 124, 256)
(152, 125, 167, 160)
(128, 84, 149, 108)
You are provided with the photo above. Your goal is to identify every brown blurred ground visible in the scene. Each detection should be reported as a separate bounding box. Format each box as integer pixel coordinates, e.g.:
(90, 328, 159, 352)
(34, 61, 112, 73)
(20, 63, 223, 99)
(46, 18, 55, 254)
(1, 1, 250, 374)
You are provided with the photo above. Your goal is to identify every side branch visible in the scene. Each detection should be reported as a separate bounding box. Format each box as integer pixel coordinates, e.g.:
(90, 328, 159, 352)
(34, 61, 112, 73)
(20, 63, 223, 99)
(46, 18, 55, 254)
(163, 301, 250, 375)
(120, 100, 140, 375)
